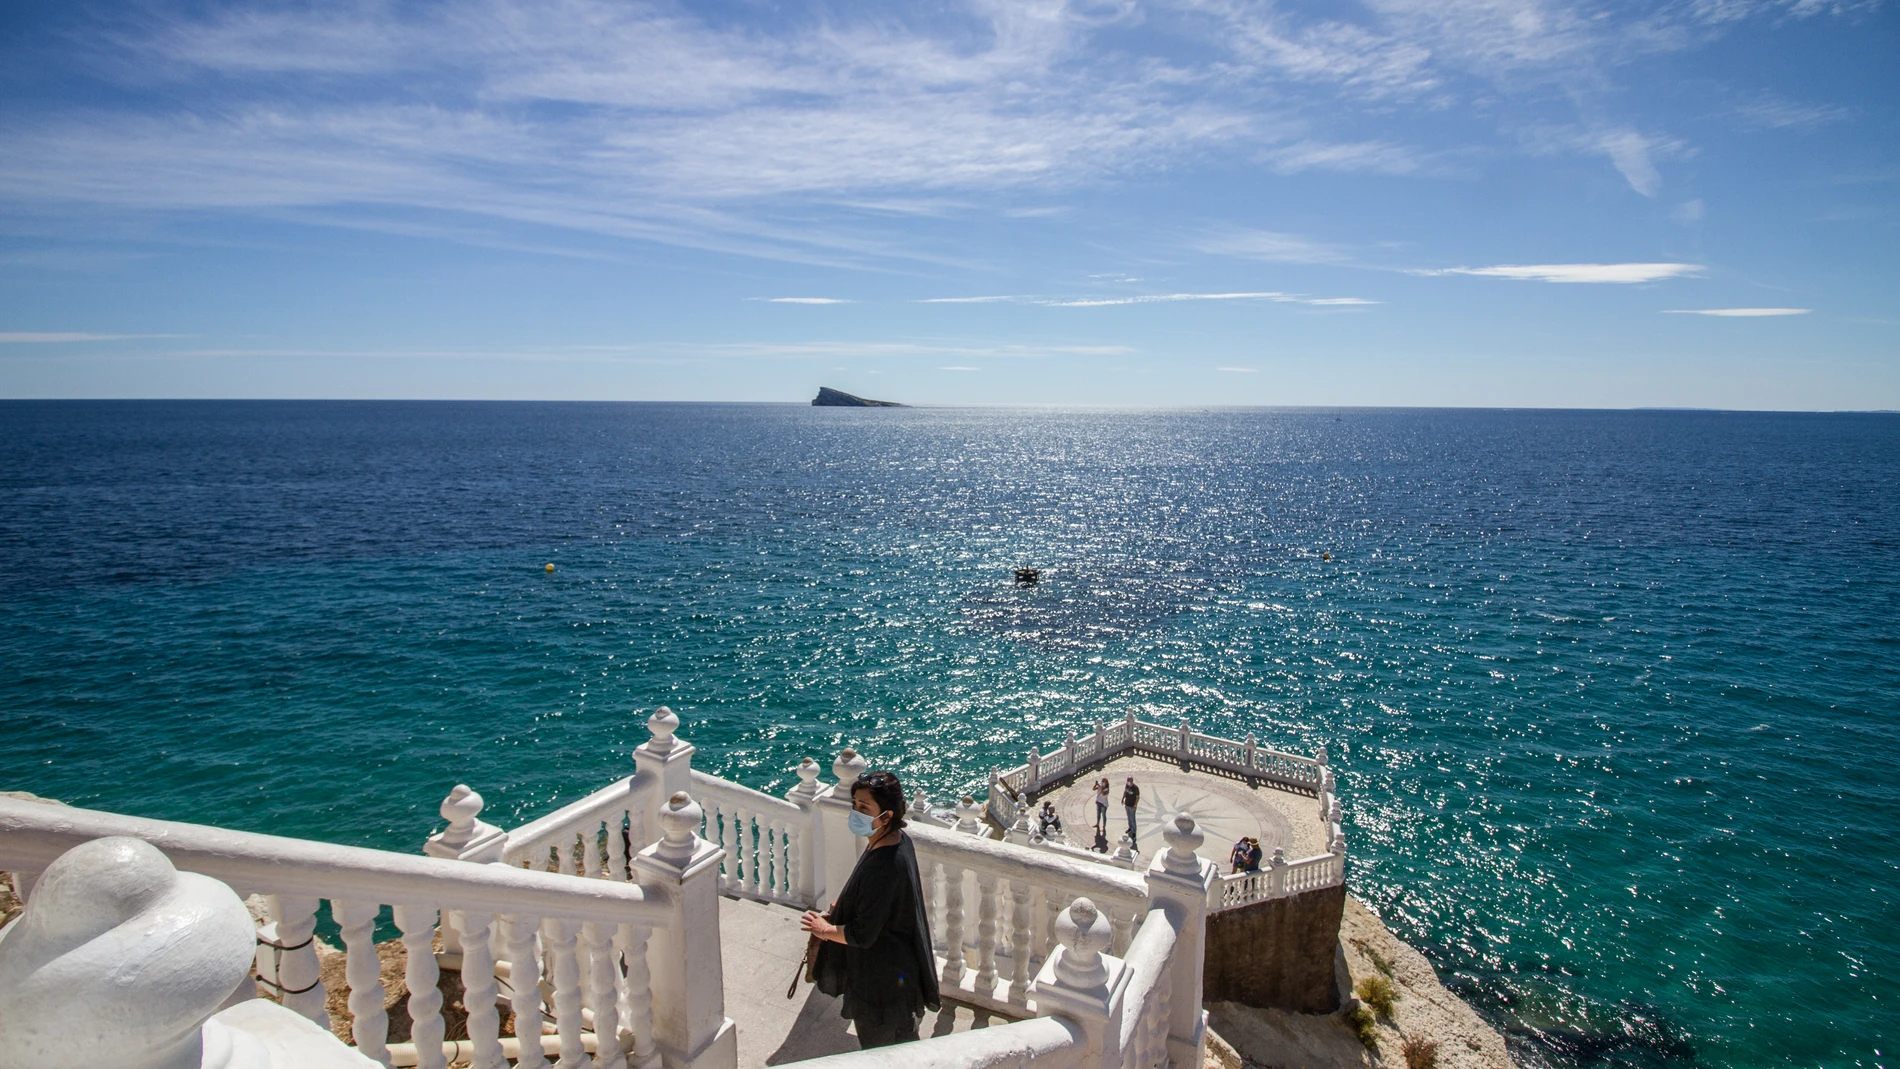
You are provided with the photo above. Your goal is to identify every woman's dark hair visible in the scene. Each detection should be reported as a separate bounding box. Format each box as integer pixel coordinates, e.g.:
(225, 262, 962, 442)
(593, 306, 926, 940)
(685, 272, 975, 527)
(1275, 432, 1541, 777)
(851, 769, 908, 831)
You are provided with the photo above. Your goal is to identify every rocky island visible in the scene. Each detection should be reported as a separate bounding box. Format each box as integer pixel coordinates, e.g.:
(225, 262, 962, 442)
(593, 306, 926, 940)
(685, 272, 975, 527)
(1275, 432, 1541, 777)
(812, 386, 905, 407)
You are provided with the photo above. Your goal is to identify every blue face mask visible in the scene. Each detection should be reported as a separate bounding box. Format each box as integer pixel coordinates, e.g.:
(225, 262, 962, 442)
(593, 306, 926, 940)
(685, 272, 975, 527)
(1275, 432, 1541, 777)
(848, 809, 883, 838)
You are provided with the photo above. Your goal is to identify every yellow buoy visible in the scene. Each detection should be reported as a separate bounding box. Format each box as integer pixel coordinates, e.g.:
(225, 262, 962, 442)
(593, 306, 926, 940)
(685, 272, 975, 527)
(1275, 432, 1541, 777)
(545, 563, 556, 572)
(1322, 553, 1332, 560)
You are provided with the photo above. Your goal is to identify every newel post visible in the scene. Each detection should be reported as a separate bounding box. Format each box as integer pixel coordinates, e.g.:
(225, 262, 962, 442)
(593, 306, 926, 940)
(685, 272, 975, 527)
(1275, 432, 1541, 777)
(818, 747, 868, 906)
(1177, 718, 1192, 760)
(634, 707, 695, 847)
(1147, 813, 1217, 1069)
(424, 784, 506, 956)
(953, 796, 985, 836)
(1027, 749, 1042, 792)
(632, 792, 736, 1069)
(785, 758, 825, 907)
(1027, 897, 1126, 1069)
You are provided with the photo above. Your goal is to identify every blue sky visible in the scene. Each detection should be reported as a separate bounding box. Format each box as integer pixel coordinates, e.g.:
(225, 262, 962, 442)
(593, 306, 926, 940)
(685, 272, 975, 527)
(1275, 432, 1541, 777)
(0, 0, 1894, 406)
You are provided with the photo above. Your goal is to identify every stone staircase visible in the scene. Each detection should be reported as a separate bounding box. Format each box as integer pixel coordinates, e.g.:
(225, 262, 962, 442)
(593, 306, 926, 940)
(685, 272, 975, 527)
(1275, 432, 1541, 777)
(719, 895, 1020, 1068)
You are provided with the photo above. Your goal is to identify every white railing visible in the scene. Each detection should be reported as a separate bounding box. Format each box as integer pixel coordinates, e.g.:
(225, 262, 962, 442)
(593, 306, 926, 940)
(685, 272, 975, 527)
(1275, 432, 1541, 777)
(0, 793, 692, 1069)
(690, 769, 810, 907)
(977, 715, 1346, 912)
(909, 823, 1151, 1013)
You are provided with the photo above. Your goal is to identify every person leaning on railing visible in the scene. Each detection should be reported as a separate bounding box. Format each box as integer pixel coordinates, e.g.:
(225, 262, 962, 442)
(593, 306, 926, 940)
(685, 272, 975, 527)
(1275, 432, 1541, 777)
(799, 770, 942, 1048)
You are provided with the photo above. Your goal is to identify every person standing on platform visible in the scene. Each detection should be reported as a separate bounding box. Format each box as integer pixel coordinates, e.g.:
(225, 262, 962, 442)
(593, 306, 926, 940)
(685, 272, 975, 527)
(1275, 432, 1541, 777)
(799, 770, 941, 1048)
(1122, 776, 1141, 844)
(1093, 778, 1110, 834)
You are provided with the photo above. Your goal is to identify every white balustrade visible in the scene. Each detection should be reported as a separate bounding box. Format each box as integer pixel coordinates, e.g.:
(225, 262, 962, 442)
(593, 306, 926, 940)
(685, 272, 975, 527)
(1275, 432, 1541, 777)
(0, 784, 719, 1069)
(690, 770, 808, 907)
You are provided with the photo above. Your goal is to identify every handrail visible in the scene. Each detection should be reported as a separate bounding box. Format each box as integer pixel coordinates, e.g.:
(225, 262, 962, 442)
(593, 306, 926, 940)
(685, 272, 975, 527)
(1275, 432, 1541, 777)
(689, 769, 804, 818)
(1115, 912, 1179, 1056)
(910, 823, 1148, 914)
(781, 1015, 1083, 1069)
(503, 772, 645, 858)
(0, 797, 668, 925)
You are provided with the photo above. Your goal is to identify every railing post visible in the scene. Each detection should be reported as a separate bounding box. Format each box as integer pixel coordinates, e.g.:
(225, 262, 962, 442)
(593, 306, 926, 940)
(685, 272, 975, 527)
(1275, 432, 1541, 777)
(1094, 721, 1106, 757)
(786, 757, 824, 908)
(1146, 813, 1217, 1069)
(631, 792, 736, 1069)
(424, 784, 507, 956)
(1006, 797, 1033, 846)
(1177, 719, 1192, 760)
(1124, 710, 1137, 748)
(954, 796, 984, 836)
(1027, 749, 1042, 793)
(1063, 730, 1077, 776)
(634, 708, 695, 851)
(819, 748, 868, 907)
(1269, 847, 1287, 898)
(1026, 897, 1125, 1069)
(1244, 734, 1258, 775)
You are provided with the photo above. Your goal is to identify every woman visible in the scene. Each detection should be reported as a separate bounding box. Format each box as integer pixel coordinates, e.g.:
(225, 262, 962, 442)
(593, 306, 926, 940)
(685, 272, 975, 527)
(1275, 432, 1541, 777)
(799, 770, 941, 1048)
(1093, 778, 1109, 834)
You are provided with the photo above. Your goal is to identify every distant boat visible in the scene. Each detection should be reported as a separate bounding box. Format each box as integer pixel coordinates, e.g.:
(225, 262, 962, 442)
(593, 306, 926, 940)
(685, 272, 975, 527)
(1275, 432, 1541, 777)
(1015, 568, 1041, 585)
(812, 387, 906, 407)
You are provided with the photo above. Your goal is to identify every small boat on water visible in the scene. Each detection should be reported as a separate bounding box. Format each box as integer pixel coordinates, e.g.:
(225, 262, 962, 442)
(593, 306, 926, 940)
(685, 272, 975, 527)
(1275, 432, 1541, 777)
(1015, 568, 1041, 585)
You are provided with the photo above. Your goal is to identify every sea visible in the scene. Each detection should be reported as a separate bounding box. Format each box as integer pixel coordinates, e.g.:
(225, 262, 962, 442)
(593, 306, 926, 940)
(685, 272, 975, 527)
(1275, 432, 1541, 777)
(1, 401, 1894, 1068)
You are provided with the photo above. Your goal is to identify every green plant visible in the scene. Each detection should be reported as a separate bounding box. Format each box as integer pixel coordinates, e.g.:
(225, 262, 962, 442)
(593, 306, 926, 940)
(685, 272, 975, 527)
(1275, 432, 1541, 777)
(1343, 1004, 1379, 1050)
(1401, 1036, 1440, 1069)
(1356, 974, 1400, 1018)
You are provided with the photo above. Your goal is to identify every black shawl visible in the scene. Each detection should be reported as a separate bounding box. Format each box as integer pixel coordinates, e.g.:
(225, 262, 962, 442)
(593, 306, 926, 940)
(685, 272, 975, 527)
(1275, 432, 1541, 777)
(818, 832, 942, 1024)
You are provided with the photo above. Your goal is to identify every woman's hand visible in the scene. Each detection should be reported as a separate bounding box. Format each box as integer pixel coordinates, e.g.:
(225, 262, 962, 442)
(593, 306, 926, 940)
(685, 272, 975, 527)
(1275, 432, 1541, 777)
(800, 911, 845, 944)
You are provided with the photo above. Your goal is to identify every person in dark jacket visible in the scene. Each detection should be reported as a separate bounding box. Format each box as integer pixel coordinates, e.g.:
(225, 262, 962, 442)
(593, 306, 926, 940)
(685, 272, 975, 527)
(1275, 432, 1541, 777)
(1122, 776, 1141, 844)
(799, 770, 941, 1048)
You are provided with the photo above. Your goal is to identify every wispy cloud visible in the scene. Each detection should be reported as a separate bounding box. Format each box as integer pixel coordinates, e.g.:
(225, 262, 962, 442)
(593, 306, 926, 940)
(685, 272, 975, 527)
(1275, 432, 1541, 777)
(920, 291, 1377, 307)
(1663, 307, 1810, 316)
(0, 332, 174, 342)
(1195, 229, 1352, 265)
(1421, 263, 1703, 284)
(756, 297, 853, 304)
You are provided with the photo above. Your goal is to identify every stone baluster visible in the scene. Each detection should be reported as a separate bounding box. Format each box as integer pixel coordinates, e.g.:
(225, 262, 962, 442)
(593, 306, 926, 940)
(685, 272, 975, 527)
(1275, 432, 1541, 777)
(1108, 906, 1134, 957)
(583, 921, 627, 1069)
(1148, 812, 1217, 1069)
(617, 922, 659, 1069)
(786, 757, 824, 906)
(504, 913, 549, 1069)
(1269, 847, 1287, 898)
(631, 791, 736, 1069)
(973, 872, 1000, 995)
(1124, 709, 1137, 748)
(609, 809, 631, 882)
(1245, 733, 1258, 774)
(776, 821, 794, 899)
(1007, 880, 1034, 1008)
(1063, 730, 1077, 776)
(454, 911, 507, 1069)
(939, 862, 966, 987)
(1026, 897, 1122, 1069)
(953, 796, 984, 836)
(1177, 718, 1192, 759)
(708, 799, 732, 891)
(331, 899, 390, 1065)
(394, 904, 447, 1069)
(1027, 749, 1042, 792)
(542, 918, 587, 1069)
(584, 821, 605, 879)
(1112, 833, 1137, 868)
(745, 812, 764, 898)
(259, 893, 328, 1028)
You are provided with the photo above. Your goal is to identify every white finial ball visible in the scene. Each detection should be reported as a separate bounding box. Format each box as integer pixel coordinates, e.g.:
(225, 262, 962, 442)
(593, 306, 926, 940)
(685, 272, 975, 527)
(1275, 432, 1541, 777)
(1162, 811, 1204, 871)
(1052, 897, 1113, 989)
(440, 783, 484, 826)
(658, 791, 701, 847)
(832, 747, 867, 787)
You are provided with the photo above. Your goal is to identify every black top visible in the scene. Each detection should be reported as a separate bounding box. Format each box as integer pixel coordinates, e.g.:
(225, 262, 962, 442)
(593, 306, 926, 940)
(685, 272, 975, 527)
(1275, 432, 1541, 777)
(1122, 783, 1140, 806)
(827, 833, 941, 1024)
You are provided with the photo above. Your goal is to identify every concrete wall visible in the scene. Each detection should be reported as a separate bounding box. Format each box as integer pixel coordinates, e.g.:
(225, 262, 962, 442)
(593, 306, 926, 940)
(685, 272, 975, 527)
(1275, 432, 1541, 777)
(1202, 884, 1346, 1014)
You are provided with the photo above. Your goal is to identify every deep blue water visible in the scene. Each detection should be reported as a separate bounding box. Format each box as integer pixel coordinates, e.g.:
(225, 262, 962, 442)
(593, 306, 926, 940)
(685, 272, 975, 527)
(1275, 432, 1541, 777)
(1, 401, 1895, 1068)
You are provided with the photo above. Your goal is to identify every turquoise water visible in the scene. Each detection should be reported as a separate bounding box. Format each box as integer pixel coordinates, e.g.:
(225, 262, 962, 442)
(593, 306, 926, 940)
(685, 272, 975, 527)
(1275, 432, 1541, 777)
(2, 401, 1895, 1067)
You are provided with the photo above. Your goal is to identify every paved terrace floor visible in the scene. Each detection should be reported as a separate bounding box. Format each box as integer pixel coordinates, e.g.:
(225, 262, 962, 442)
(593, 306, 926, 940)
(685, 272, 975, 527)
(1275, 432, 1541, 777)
(1035, 754, 1329, 863)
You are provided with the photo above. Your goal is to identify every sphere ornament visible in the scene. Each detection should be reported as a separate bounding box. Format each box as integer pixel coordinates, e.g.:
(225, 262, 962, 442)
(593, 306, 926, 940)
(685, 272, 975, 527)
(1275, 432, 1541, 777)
(1051, 897, 1113, 991)
(1161, 811, 1204, 875)
(645, 706, 680, 753)
(657, 791, 703, 860)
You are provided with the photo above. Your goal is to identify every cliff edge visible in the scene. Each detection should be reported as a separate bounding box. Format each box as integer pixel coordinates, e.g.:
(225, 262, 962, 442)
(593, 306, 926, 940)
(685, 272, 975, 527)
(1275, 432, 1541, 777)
(813, 386, 905, 407)
(1207, 895, 1514, 1069)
